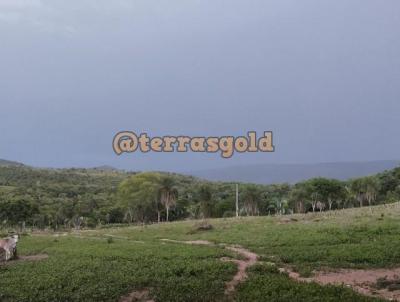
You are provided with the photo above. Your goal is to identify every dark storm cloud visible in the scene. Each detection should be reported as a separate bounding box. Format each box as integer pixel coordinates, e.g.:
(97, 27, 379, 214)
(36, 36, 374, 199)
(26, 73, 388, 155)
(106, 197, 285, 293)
(0, 0, 399, 171)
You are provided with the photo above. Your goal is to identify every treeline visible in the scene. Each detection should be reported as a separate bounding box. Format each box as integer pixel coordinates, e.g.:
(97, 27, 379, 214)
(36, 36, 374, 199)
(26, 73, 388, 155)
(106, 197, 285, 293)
(0, 166, 129, 229)
(0, 165, 399, 229)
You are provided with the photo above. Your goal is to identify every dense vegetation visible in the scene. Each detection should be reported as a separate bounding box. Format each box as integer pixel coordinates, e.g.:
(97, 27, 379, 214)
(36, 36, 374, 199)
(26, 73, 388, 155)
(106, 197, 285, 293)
(1, 162, 399, 301)
(2, 203, 399, 301)
(0, 166, 130, 229)
(0, 163, 399, 230)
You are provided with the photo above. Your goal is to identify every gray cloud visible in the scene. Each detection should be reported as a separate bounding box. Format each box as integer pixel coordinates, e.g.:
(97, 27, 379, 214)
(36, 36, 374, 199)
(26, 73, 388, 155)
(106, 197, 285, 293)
(1, 1, 399, 171)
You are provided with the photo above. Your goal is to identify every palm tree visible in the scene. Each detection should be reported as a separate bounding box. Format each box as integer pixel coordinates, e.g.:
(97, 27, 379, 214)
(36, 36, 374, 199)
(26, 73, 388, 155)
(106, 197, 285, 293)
(345, 185, 355, 208)
(364, 176, 380, 206)
(242, 185, 260, 216)
(159, 175, 178, 222)
(349, 177, 379, 207)
(288, 184, 308, 213)
(197, 184, 213, 219)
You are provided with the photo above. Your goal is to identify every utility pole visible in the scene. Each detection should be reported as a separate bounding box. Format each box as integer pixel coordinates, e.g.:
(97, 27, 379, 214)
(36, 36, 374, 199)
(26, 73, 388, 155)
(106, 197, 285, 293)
(235, 183, 239, 217)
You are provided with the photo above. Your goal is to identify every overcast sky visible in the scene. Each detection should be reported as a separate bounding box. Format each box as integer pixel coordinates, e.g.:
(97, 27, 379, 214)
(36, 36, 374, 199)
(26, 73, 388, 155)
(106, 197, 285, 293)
(0, 0, 399, 172)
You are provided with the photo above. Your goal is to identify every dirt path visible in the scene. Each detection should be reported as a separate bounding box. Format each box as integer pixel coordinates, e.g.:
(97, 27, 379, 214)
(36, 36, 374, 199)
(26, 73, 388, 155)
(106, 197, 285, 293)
(221, 246, 258, 295)
(160, 239, 259, 298)
(163, 239, 400, 301)
(68, 234, 145, 244)
(281, 267, 400, 301)
(126, 239, 400, 301)
(0, 254, 48, 266)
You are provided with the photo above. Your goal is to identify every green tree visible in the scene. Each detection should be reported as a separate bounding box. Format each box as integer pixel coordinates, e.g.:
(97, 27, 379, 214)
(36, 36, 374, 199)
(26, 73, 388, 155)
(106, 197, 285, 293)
(117, 172, 162, 223)
(349, 177, 379, 207)
(159, 175, 178, 222)
(303, 178, 346, 212)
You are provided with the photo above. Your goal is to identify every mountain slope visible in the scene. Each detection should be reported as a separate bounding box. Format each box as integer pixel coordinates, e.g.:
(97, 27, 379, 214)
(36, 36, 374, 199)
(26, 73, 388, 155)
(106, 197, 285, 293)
(189, 160, 400, 184)
(0, 159, 25, 167)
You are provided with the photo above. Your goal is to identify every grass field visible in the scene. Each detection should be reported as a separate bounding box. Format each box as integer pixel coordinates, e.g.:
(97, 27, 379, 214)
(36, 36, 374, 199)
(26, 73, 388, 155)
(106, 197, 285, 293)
(2, 203, 400, 302)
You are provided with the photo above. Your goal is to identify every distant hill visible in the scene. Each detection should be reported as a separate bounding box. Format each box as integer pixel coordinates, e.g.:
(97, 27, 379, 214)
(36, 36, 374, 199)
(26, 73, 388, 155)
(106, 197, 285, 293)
(88, 165, 120, 172)
(0, 159, 123, 173)
(2, 158, 399, 185)
(189, 160, 400, 184)
(0, 159, 26, 167)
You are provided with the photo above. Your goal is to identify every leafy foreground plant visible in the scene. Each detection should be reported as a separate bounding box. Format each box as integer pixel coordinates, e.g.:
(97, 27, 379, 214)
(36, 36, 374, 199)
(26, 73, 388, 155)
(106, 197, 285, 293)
(0, 236, 235, 302)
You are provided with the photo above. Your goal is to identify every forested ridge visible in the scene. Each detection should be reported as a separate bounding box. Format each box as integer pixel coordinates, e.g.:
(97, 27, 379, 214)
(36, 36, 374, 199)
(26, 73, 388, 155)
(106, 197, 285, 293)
(0, 162, 399, 230)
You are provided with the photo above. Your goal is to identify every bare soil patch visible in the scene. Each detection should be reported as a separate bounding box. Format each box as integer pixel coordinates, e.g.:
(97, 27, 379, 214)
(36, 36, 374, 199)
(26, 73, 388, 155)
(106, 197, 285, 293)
(119, 289, 154, 302)
(160, 239, 213, 245)
(18, 254, 49, 261)
(120, 237, 400, 301)
(281, 266, 400, 301)
(187, 221, 214, 234)
(278, 217, 298, 224)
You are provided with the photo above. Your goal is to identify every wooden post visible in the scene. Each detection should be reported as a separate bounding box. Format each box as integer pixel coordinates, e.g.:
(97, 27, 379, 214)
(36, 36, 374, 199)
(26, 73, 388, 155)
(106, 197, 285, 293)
(236, 184, 239, 217)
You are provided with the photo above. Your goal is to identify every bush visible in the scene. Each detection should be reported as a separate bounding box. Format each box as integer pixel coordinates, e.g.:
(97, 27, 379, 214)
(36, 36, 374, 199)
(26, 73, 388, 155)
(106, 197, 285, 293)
(376, 276, 400, 290)
(249, 263, 279, 274)
(187, 221, 214, 234)
(222, 211, 235, 218)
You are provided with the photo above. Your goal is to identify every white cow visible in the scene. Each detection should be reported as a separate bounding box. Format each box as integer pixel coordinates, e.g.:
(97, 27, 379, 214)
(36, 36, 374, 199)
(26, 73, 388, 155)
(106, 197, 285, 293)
(0, 234, 19, 261)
